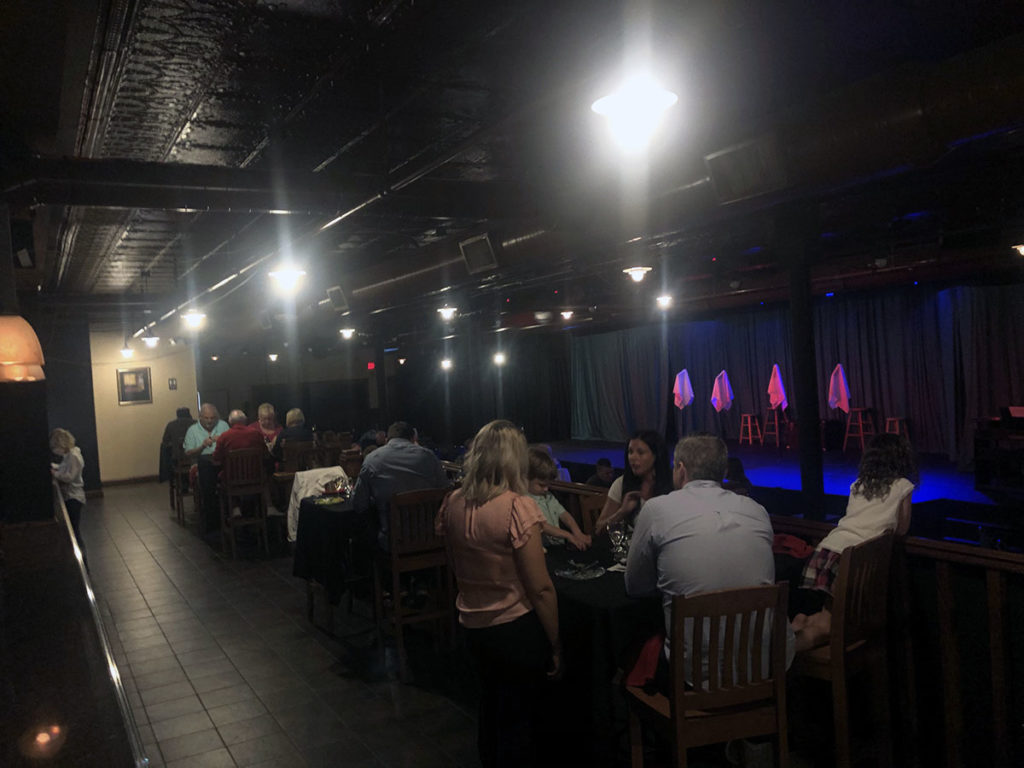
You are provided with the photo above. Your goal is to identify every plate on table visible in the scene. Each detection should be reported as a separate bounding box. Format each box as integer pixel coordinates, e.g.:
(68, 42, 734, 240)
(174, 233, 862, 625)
(554, 562, 606, 581)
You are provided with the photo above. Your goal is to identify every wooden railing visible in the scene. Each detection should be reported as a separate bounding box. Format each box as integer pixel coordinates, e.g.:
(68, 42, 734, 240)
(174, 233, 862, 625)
(771, 514, 1023, 767)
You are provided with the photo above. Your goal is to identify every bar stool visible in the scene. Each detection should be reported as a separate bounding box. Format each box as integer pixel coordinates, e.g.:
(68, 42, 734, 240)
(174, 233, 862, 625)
(843, 408, 876, 452)
(762, 409, 782, 447)
(739, 413, 762, 445)
(885, 417, 907, 438)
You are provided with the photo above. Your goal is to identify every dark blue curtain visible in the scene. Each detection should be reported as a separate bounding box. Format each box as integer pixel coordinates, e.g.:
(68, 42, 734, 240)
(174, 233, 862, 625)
(571, 283, 1024, 462)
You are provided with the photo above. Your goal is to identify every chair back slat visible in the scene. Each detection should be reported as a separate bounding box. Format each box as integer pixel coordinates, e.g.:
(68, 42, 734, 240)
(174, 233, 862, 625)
(832, 532, 894, 652)
(669, 584, 787, 713)
(578, 493, 608, 536)
(223, 448, 266, 493)
(388, 488, 449, 556)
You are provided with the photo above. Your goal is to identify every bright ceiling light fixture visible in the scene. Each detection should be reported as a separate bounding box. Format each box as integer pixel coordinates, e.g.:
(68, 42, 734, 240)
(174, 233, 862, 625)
(560, 310, 574, 320)
(142, 334, 160, 348)
(268, 353, 279, 362)
(656, 295, 673, 309)
(398, 358, 407, 366)
(592, 72, 678, 153)
(437, 305, 457, 321)
(268, 266, 306, 295)
(441, 358, 453, 370)
(339, 328, 355, 339)
(623, 266, 652, 282)
(120, 343, 133, 359)
(182, 310, 206, 328)
(493, 352, 507, 366)
(210, 355, 219, 362)
(1013, 244, 1024, 256)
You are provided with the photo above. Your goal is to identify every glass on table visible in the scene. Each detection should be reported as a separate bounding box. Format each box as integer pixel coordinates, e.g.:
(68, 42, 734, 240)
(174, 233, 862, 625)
(608, 522, 626, 561)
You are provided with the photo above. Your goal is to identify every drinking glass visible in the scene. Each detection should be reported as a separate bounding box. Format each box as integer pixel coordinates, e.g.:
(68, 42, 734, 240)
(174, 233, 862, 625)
(608, 522, 625, 560)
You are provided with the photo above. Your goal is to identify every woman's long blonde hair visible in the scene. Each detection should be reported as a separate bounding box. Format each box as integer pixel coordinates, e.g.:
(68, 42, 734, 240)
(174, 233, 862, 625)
(460, 420, 528, 506)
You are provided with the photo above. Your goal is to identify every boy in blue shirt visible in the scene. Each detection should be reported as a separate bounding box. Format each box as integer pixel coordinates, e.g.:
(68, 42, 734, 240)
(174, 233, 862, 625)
(527, 448, 591, 550)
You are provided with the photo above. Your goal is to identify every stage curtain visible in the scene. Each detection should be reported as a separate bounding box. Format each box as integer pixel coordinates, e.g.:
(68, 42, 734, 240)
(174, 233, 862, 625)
(571, 325, 667, 441)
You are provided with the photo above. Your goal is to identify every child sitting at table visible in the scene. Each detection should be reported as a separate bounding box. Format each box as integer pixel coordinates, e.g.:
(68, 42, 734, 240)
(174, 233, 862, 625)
(527, 448, 591, 551)
(792, 432, 916, 648)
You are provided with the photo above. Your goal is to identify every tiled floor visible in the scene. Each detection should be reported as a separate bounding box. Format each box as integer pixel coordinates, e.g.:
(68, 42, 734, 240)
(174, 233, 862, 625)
(84, 483, 479, 768)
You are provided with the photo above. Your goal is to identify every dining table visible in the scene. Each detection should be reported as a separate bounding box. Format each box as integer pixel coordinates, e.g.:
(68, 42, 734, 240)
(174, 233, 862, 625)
(544, 536, 663, 767)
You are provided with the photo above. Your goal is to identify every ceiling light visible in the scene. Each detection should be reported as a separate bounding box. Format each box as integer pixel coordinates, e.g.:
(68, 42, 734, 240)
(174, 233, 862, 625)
(339, 328, 355, 339)
(493, 352, 507, 366)
(560, 311, 574, 320)
(182, 310, 206, 328)
(398, 358, 407, 366)
(438, 306, 457, 321)
(210, 355, 219, 362)
(623, 266, 652, 282)
(268, 266, 306, 295)
(268, 353, 279, 362)
(441, 358, 453, 370)
(656, 295, 673, 309)
(142, 334, 160, 348)
(1013, 244, 1024, 256)
(121, 343, 133, 359)
(592, 72, 678, 153)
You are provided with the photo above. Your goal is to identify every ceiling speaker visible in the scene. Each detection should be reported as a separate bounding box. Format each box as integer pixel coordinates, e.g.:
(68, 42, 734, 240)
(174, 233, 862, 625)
(258, 311, 273, 330)
(326, 285, 348, 312)
(459, 233, 498, 274)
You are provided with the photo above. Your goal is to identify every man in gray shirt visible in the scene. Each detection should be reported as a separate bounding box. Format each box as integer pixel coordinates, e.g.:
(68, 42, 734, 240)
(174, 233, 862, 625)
(352, 421, 448, 549)
(626, 434, 793, 683)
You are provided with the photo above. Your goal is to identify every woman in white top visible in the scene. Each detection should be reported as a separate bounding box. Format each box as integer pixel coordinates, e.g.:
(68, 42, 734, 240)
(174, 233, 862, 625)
(593, 430, 673, 536)
(51, 428, 87, 562)
(793, 432, 917, 647)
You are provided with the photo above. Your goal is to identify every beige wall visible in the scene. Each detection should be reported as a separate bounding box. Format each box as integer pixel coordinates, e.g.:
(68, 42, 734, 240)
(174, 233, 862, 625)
(90, 330, 198, 482)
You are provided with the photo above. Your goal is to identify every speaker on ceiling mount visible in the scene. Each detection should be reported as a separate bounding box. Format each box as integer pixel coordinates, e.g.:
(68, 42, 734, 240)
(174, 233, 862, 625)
(459, 233, 498, 275)
(258, 311, 273, 331)
(326, 285, 349, 312)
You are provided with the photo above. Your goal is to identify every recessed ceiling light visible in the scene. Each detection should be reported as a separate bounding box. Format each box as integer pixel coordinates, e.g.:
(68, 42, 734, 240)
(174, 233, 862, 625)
(268, 353, 279, 362)
(182, 310, 206, 328)
(656, 295, 673, 309)
(339, 328, 355, 339)
(560, 311, 574, 320)
(438, 306, 457, 321)
(623, 266, 652, 282)
(493, 352, 507, 366)
(441, 358, 453, 370)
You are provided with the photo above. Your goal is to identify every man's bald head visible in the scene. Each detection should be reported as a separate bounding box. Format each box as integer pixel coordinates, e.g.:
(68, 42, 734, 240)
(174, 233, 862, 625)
(228, 409, 247, 425)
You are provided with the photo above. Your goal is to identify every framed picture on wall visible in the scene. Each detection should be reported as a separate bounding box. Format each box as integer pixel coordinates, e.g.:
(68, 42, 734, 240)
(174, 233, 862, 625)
(117, 367, 152, 405)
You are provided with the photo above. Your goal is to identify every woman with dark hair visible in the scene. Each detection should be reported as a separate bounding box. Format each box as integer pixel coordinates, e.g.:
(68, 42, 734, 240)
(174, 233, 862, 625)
(792, 432, 917, 648)
(593, 429, 672, 536)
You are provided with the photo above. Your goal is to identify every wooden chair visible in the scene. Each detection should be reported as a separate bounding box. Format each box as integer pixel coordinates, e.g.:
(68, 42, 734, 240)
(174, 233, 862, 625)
(281, 440, 318, 472)
(579, 492, 608, 536)
(790, 533, 895, 768)
(170, 445, 195, 526)
(340, 448, 363, 480)
(373, 487, 454, 682)
(219, 448, 270, 559)
(626, 584, 789, 768)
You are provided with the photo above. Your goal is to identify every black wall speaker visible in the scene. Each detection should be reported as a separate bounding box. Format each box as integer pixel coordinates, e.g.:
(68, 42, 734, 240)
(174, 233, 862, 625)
(326, 285, 349, 312)
(459, 233, 498, 274)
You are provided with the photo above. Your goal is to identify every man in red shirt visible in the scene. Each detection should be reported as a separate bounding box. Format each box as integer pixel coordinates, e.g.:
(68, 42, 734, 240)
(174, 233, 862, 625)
(213, 409, 266, 466)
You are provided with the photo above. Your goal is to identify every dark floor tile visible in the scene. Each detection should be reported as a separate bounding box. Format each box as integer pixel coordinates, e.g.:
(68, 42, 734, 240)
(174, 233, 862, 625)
(166, 747, 237, 768)
(208, 698, 270, 727)
(185, 657, 237, 681)
(135, 666, 189, 691)
(127, 643, 178, 664)
(158, 727, 226, 763)
(177, 646, 230, 667)
(151, 710, 215, 742)
(131, 654, 183, 677)
(259, 685, 320, 715)
(141, 681, 197, 707)
(199, 683, 259, 710)
(217, 713, 284, 746)
(146, 691, 206, 723)
(301, 738, 380, 768)
(192, 669, 248, 694)
(228, 732, 303, 767)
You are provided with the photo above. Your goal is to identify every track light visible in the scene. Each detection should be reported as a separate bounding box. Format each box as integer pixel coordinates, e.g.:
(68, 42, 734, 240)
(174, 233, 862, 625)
(142, 334, 160, 348)
(120, 343, 133, 359)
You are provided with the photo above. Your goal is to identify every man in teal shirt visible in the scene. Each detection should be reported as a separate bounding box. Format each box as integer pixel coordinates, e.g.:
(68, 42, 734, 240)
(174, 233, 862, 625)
(183, 403, 228, 530)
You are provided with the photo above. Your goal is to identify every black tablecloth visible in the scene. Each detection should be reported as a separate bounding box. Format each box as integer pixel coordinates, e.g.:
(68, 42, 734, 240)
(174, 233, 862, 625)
(292, 496, 370, 603)
(546, 539, 662, 767)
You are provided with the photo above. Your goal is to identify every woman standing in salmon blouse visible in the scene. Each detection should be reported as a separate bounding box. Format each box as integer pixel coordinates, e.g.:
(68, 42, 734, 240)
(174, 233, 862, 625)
(435, 419, 560, 768)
